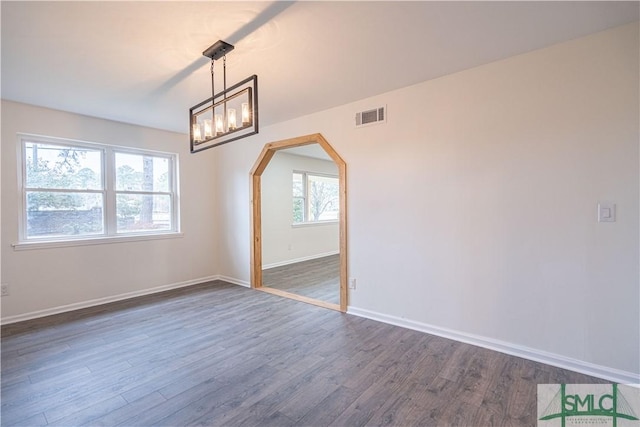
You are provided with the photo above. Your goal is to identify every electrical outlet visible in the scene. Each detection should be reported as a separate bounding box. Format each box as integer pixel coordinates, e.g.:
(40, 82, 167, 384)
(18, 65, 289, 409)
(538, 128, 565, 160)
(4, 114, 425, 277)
(348, 278, 356, 290)
(1, 284, 9, 297)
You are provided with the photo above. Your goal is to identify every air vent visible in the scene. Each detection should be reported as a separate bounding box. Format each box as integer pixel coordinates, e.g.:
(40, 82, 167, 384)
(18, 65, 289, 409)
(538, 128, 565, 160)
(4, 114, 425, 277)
(355, 106, 386, 128)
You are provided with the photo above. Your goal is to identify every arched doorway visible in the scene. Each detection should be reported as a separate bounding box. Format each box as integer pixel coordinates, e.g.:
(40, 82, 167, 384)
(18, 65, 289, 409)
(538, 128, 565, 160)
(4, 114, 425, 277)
(250, 133, 347, 312)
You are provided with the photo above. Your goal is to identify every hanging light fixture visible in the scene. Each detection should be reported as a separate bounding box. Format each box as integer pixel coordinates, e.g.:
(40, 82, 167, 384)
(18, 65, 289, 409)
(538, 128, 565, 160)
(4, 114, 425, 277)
(189, 40, 258, 153)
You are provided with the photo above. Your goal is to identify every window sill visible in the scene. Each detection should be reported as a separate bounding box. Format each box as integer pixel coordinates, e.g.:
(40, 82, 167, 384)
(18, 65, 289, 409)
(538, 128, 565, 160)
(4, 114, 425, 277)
(291, 220, 339, 228)
(12, 232, 184, 251)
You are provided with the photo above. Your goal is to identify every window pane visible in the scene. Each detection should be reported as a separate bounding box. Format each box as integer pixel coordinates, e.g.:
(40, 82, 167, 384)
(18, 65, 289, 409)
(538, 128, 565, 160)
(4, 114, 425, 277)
(117, 194, 172, 232)
(25, 142, 102, 190)
(293, 197, 304, 223)
(26, 192, 104, 238)
(308, 175, 339, 221)
(115, 153, 170, 192)
(292, 172, 304, 197)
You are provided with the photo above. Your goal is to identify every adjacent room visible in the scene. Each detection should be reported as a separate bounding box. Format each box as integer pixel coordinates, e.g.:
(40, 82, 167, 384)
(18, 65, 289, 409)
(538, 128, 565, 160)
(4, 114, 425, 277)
(1, 2, 639, 426)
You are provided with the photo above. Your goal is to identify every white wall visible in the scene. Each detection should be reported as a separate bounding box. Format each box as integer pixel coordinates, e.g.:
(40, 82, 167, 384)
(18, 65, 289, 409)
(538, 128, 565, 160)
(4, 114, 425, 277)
(1, 101, 219, 321)
(214, 23, 639, 379)
(261, 151, 339, 267)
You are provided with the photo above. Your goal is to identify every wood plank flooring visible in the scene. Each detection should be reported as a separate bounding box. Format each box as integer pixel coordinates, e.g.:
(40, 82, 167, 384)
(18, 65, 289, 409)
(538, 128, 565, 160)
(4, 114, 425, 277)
(263, 254, 340, 305)
(1, 281, 607, 426)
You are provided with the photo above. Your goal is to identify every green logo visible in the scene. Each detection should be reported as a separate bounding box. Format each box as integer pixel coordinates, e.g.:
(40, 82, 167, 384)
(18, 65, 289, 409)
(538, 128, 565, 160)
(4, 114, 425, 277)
(538, 384, 639, 427)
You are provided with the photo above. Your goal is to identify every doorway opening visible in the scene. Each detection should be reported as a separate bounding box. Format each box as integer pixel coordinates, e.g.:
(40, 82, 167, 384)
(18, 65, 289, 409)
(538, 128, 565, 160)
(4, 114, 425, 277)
(250, 133, 347, 312)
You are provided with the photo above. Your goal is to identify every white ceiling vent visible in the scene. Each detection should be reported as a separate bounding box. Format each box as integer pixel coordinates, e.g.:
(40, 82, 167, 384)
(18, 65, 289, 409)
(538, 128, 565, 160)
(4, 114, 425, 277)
(355, 106, 386, 128)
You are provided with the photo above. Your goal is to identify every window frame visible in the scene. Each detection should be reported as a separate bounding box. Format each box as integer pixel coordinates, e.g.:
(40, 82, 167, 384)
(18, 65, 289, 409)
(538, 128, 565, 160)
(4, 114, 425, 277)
(112, 148, 177, 235)
(15, 134, 181, 249)
(292, 170, 339, 226)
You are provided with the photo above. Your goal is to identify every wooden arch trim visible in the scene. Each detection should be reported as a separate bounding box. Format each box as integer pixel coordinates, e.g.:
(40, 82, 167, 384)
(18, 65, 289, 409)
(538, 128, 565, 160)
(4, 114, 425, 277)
(250, 133, 347, 312)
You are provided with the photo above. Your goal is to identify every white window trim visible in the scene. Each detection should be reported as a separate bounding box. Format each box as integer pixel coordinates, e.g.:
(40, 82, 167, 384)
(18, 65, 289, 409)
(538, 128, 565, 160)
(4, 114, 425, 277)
(291, 220, 339, 228)
(12, 232, 184, 251)
(15, 133, 181, 249)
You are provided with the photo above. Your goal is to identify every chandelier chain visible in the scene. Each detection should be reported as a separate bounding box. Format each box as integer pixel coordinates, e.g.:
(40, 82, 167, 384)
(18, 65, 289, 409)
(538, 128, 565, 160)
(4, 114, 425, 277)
(222, 54, 228, 125)
(223, 55, 227, 98)
(210, 58, 215, 102)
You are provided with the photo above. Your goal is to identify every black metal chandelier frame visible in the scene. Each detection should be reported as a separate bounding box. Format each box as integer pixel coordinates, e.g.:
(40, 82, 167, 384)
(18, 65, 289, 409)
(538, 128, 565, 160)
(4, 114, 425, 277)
(189, 40, 259, 153)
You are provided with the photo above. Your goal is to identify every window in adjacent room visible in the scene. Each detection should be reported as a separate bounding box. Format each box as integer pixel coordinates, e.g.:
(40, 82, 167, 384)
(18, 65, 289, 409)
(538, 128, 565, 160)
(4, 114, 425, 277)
(292, 171, 339, 224)
(19, 136, 179, 243)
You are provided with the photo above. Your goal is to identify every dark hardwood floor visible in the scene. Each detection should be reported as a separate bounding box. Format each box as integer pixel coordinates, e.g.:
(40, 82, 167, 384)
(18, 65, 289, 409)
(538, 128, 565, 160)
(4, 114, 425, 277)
(1, 281, 606, 426)
(263, 254, 340, 305)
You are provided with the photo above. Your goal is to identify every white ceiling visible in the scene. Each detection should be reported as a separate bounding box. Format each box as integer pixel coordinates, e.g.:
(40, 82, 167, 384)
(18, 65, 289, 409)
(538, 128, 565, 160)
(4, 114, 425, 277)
(2, 1, 638, 134)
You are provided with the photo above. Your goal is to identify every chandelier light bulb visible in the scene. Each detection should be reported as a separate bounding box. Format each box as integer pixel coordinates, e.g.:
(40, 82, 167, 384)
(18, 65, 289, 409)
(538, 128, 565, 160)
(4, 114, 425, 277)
(203, 119, 212, 138)
(215, 114, 224, 136)
(193, 123, 202, 142)
(242, 103, 250, 126)
(228, 108, 237, 131)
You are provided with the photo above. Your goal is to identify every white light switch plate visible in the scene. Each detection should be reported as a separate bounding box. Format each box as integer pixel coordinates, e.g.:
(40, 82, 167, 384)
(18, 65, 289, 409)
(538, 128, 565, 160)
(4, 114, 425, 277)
(598, 202, 616, 222)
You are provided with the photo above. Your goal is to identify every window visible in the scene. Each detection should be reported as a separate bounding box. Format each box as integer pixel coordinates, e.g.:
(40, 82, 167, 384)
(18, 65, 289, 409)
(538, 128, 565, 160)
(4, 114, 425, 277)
(19, 136, 179, 243)
(114, 152, 173, 233)
(292, 171, 339, 224)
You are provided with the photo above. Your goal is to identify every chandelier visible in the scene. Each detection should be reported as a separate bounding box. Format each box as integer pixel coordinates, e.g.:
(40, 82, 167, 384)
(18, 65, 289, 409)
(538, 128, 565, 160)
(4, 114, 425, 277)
(189, 40, 258, 153)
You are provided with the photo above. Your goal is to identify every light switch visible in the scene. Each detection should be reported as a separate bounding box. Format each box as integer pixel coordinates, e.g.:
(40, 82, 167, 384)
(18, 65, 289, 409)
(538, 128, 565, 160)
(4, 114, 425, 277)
(598, 202, 616, 223)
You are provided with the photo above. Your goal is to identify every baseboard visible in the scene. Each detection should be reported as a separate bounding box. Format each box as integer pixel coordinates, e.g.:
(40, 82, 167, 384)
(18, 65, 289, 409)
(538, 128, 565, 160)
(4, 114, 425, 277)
(347, 306, 640, 385)
(216, 275, 250, 288)
(262, 250, 339, 270)
(1, 275, 220, 325)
